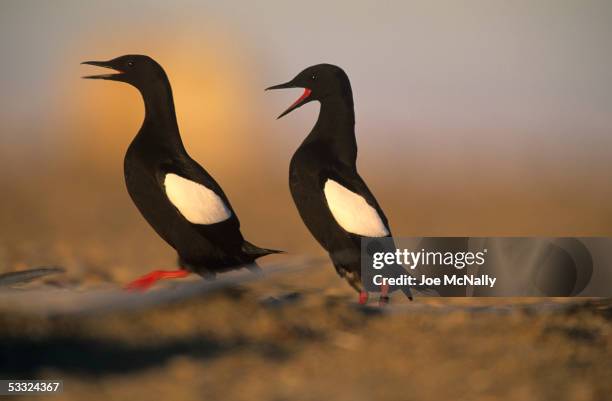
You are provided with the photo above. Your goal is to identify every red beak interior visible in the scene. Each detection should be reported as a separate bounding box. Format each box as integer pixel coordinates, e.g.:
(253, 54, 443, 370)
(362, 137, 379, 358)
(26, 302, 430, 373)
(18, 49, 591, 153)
(290, 88, 312, 109)
(273, 87, 313, 119)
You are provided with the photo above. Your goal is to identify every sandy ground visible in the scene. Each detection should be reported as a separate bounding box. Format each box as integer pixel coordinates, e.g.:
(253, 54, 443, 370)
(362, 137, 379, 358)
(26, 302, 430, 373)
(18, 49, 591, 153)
(1, 278, 611, 401)
(0, 167, 611, 401)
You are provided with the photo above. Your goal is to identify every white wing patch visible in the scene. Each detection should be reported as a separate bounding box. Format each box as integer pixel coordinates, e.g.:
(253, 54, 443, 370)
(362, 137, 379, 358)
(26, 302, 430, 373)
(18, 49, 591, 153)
(323, 179, 389, 237)
(164, 173, 232, 225)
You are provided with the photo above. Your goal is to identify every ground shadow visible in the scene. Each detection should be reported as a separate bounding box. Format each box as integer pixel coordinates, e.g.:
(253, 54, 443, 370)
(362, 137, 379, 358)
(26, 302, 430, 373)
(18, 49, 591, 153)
(0, 334, 290, 377)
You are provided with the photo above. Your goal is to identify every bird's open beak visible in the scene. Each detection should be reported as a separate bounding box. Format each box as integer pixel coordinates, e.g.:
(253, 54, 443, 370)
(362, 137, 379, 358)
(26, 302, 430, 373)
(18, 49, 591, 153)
(81, 60, 124, 80)
(266, 81, 312, 119)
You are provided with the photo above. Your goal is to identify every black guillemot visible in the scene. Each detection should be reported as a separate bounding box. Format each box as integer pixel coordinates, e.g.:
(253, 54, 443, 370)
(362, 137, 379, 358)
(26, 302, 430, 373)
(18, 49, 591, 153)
(83, 54, 281, 290)
(267, 64, 412, 305)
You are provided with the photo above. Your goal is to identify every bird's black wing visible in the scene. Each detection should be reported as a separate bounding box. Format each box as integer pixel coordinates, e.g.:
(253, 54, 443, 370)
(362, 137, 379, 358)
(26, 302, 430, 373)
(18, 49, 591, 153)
(326, 164, 418, 299)
(324, 162, 392, 237)
(156, 153, 245, 251)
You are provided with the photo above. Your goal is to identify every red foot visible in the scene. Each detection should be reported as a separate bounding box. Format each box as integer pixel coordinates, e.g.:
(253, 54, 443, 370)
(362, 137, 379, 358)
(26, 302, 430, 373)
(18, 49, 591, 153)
(378, 284, 390, 307)
(125, 270, 189, 291)
(358, 291, 369, 305)
(380, 284, 389, 297)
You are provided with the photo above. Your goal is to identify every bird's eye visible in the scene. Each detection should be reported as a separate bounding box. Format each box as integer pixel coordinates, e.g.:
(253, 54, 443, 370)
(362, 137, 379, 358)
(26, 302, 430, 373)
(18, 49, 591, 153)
(127, 61, 134, 67)
(311, 74, 317, 80)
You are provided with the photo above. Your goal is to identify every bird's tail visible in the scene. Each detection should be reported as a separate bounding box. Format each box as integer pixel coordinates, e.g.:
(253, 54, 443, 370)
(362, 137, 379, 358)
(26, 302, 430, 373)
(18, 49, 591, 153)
(399, 285, 413, 301)
(385, 264, 442, 300)
(242, 240, 284, 260)
(386, 264, 414, 301)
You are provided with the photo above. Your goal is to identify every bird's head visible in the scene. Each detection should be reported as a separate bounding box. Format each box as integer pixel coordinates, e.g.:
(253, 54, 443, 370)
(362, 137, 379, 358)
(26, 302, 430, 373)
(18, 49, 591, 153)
(266, 64, 352, 119)
(81, 54, 166, 90)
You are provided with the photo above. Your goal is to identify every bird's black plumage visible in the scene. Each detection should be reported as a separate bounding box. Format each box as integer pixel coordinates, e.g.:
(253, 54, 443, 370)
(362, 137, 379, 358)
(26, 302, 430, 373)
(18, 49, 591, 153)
(82, 55, 280, 286)
(267, 64, 412, 302)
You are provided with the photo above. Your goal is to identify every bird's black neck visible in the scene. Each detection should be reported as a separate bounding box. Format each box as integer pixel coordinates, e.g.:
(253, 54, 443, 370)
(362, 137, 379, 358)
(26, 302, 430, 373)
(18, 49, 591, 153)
(303, 95, 357, 166)
(138, 78, 184, 150)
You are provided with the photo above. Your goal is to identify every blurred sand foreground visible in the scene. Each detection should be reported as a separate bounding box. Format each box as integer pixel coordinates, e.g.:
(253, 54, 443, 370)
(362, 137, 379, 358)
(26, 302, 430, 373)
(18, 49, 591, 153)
(1, 278, 611, 401)
(0, 168, 610, 401)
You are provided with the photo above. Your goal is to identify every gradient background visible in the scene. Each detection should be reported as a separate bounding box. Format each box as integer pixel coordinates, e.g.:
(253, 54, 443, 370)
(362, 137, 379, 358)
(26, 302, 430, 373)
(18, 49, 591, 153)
(1, 0, 612, 274)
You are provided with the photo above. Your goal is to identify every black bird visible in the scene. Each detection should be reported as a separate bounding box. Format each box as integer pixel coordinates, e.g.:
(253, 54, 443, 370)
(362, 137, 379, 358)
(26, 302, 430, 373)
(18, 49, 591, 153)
(82, 55, 281, 290)
(267, 64, 412, 305)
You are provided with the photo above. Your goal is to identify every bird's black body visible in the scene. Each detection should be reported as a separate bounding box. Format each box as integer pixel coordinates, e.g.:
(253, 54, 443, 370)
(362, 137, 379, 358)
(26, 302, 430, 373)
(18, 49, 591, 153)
(83, 55, 279, 280)
(124, 133, 260, 274)
(288, 110, 375, 290)
(268, 64, 411, 301)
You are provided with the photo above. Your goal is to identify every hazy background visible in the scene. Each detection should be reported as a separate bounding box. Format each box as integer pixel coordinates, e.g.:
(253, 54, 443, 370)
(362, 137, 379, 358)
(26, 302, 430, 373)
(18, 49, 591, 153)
(1, 0, 612, 270)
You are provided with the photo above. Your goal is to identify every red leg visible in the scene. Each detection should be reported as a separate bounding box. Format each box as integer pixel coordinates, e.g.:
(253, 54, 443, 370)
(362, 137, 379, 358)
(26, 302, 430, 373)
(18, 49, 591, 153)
(125, 269, 189, 291)
(379, 284, 390, 306)
(358, 291, 369, 305)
